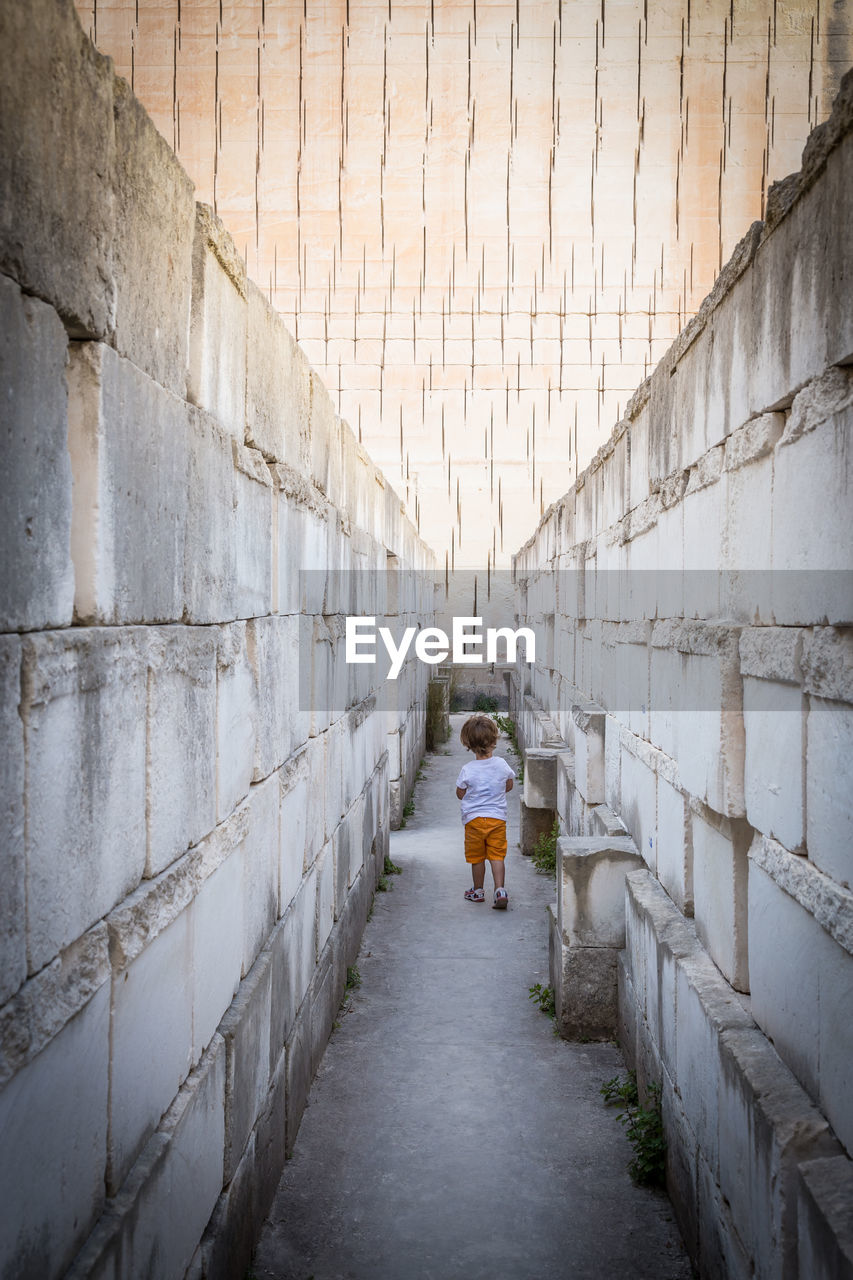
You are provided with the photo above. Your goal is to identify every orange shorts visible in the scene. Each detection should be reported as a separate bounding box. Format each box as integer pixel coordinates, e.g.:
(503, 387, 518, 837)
(464, 817, 508, 863)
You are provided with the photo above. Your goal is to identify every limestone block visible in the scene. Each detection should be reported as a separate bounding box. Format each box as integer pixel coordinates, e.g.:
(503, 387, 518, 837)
(285, 1009, 312, 1157)
(242, 776, 279, 978)
(619, 743, 657, 872)
(333, 818, 352, 921)
(0, 638, 25, 1005)
(308, 370, 340, 498)
(742, 674, 806, 851)
(656, 775, 693, 916)
(109, 909, 193, 1193)
(232, 440, 273, 619)
(196, 1130, 256, 1280)
(660, 1078, 700, 1264)
(316, 843, 336, 954)
(216, 623, 257, 821)
(682, 478, 723, 618)
(247, 615, 300, 783)
(111, 75, 194, 396)
(523, 748, 558, 808)
(721, 453, 775, 622)
(69, 1036, 226, 1280)
(806, 697, 853, 888)
(303, 734, 327, 865)
(816, 923, 853, 1160)
(695, 1150, 754, 1280)
(571, 702, 606, 803)
(191, 850, 243, 1065)
(309, 948, 337, 1076)
(280, 753, 309, 914)
(271, 869, 317, 1056)
(183, 405, 238, 624)
(22, 629, 147, 972)
(67, 343, 190, 624)
(187, 204, 247, 441)
(0, 277, 74, 630)
(0, 0, 114, 337)
(246, 279, 311, 467)
(748, 857, 820, 1099)
(691, 808, 750, 992)
(146, 627, 217, 877)
(552, 933, 619, 1041)
(557, 836, 643, 947)
(797, 1157, 853, 1280)
(387, 728, 402, 780)
(0, 981, 109, 1278)
(716, 1026, 842, 1280)
(771, 391, 853, 626)
(220, 950, 272, 1183)
(802, 627, 853, 705)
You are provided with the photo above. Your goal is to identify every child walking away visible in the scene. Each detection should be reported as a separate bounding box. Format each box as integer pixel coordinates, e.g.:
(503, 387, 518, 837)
(456, 714, 516, 909)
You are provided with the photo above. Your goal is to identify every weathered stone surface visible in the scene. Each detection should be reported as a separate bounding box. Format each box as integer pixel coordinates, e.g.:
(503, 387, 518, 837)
(523, 747, 558, 809)
(21, 629, 147, 972)
(67, 342, 190, 625)
(557, 835, 643, 947)
(233, 439, 274, 619)
(0, 637, 25, 1005)
(111, 75, 195, 395)
(68, 1035, 225, 1280)
(0, 0, 115, 337)
(246, 279, 312, 467)
(656, 775, 693, 916)
(550, 912, 619, 1041)
(801, 627, 853, 705)
(247, 615, 300, 782)
(109, 909, 193, 1193)
(146, 626, 217, 877)
(571, 702, 606, 803)
(749, 832, 853, 956)
(797, 1156, 853, 1280)
(0, 277, 74, 631)
(216, 622, 257, 821)
(183, 404, 238, 624)
(520, 800, 556, 855)
(191, 847, 243, 1065)
(242, 775, 280, 978)
(724, 412, 785, 472)
(0, 923, 109, 1090)
(187, 203, 247, 441)
(691, 807, 750, 992)
(0, 980, 109, 1279)
(220, 948, 272, 1184)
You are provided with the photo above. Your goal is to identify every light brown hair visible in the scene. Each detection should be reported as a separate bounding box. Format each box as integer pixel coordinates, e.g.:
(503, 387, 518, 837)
(460, 714, 499, 755)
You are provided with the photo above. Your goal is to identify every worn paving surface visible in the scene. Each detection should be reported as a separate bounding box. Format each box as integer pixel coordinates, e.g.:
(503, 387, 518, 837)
(254, 716, 692, 1280)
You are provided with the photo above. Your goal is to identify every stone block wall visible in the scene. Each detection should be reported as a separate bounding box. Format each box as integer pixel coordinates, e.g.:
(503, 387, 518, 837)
(511, 72, 853, 1278)
(0, 3, 433, 1277)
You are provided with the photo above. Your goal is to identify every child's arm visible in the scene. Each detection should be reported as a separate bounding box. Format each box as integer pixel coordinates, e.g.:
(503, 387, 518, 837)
(456, 785, 467, 799)
(505, 778, 513, 792)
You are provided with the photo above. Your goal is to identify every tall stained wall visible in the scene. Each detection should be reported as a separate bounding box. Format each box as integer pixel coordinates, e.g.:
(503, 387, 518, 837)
(72, 0, 852, 568)
(511, 73, 853, 1278)
(0, 1, 434, 1276)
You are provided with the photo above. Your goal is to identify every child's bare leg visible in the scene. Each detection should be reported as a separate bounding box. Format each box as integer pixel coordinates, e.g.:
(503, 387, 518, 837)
(472, 860, 487, 890)
(488, 857, 505, 889)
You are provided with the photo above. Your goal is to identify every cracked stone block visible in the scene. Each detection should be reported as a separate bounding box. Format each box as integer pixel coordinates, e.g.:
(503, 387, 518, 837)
(0, 0, 115, 337)
(22, 629, 147, 972)
(0, 277, 74, 631)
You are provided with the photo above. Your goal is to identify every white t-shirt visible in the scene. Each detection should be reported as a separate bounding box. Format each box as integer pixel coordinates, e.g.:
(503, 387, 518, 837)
(456, 755, 516, 824)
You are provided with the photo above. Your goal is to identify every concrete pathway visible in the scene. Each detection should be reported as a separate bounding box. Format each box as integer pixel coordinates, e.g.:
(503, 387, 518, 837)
(255, 716, 691, 1280)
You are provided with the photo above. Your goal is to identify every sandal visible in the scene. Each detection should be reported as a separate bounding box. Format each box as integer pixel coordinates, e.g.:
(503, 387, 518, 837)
(493, 888, 509, 910)
(464, 886, 485, 902)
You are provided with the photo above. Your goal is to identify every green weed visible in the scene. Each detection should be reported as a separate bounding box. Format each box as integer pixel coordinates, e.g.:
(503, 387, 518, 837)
(528, 982, 556, 1019)
(601, 1071, 666, 1187)
(531, 818, 560, 877)
(383, 854, 402, 876)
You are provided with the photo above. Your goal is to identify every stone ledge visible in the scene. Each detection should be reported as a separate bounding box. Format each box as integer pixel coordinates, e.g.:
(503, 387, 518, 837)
(749, 834, 853, 957)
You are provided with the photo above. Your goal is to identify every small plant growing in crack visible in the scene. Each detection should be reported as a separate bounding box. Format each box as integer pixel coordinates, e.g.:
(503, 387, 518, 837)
(601, 1070, 667, 1187)
(383, 854, 402, 877)
(528, 982, 556, 1019)
(531, 818, 560, 877)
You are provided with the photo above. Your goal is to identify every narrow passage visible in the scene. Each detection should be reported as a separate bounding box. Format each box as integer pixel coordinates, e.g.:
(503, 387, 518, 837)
(255, 716, 691, 1280)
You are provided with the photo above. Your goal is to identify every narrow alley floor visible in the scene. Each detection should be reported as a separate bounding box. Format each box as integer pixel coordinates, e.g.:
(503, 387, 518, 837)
(254, 716, 692, 1280)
